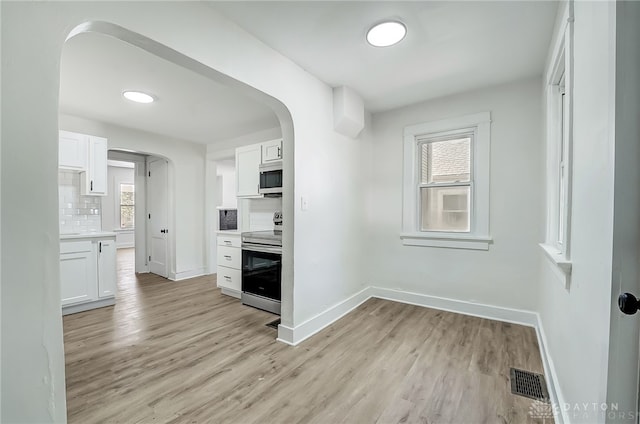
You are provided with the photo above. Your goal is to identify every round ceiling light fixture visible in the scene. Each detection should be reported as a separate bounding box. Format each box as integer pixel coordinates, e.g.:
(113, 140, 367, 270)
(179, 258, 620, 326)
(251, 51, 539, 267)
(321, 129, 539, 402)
(366, 21, 407, 47)
(122, 90, 155, 104)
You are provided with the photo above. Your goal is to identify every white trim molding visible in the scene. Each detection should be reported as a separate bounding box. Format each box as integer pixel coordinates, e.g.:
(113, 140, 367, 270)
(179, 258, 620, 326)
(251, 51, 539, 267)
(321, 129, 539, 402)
(169, 267, 206, 281)
(402, 112, 491, 250)
(535, 314, 567, 424)
(277, 287, 372, 345)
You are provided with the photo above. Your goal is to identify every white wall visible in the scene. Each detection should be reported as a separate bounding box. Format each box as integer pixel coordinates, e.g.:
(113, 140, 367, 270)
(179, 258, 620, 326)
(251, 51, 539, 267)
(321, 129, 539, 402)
(537, 1, 617, 420)
(60, 114, 206, 279)
(369, 77, 543, 312)
(103, 165, 135, 230)
(103, 165, 136, 248)
(216, 160, 237, 209)
(1, 3, 367, 421)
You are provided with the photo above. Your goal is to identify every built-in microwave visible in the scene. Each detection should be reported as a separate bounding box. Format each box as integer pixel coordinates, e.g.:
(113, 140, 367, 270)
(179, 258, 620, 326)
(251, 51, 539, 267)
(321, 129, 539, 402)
(258, 162, 282, 195)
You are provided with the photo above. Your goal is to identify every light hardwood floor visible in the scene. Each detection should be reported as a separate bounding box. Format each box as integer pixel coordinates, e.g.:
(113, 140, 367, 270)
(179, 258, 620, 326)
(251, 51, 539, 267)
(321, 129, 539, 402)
(63, 248, 552, 423)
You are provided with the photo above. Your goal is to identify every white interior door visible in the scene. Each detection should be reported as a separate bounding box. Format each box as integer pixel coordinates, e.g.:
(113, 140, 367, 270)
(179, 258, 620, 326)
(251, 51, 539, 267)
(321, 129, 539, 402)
(608, 2, 640, 421)
(147, 158, 168, 278)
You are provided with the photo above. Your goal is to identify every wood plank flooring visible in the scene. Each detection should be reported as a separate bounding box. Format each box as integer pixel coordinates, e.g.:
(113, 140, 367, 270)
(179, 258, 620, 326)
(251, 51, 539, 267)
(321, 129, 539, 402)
(63, 248, 552, 423)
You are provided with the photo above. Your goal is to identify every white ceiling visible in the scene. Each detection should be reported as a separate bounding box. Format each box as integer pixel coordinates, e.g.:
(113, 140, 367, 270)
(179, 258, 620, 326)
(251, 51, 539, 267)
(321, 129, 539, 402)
(211, 1, 559, 112)
(60, 2, 558, 145)
(59, 33, 280, 145)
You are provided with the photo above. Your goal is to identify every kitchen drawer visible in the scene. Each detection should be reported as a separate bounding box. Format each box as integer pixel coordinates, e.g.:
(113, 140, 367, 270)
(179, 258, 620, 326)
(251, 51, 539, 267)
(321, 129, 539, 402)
(60, 240, 92, 255)
(216, 265, 241, 292)
(217, 234, 241, 248)
(217, 246, 241, 269)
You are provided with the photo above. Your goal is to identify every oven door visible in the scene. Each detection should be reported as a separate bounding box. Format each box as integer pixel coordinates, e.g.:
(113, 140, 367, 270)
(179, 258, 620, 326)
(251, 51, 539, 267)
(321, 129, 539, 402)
(242, 247, 281, 301)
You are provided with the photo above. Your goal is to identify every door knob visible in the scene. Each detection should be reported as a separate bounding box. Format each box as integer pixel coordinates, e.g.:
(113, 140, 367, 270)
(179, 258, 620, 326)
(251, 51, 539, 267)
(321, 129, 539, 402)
(618, 293, 640, 315)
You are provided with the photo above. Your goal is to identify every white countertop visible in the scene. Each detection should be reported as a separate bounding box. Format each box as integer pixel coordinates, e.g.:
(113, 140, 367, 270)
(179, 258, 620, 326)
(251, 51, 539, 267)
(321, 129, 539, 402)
(60, 231, 117, 240)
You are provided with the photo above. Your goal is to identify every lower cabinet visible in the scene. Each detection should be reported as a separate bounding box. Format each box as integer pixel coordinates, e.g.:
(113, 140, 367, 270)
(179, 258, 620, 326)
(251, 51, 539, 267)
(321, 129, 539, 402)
(60, 242, 96, 306)
(97, 239, 116, 298)
(216, 233, 241, 298)
(60, 235, 117, 315)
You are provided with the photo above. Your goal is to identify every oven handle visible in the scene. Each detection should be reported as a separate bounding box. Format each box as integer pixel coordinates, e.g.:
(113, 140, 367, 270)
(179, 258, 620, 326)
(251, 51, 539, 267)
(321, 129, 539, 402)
(242, 245, 282, 255)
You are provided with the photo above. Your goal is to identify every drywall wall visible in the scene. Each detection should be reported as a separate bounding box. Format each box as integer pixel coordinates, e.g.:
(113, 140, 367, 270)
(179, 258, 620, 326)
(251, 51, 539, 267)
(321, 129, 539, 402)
(60, 114, 207, 279)
(216, 160, 237, 209)
(102, 165, 135, 232)
(1, 3, 367, 421)
(369, 77, 543, 312)
(537, 1, 617, 421)
(103, 164, 136, 248)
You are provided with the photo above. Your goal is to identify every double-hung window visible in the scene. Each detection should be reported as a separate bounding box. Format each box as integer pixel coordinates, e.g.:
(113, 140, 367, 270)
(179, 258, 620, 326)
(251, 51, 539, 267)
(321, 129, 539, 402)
(540, 3, 573, 283)
(419, 133, 472, 232)
(120, 183, 135, 229)
(402, 112, 492, 250)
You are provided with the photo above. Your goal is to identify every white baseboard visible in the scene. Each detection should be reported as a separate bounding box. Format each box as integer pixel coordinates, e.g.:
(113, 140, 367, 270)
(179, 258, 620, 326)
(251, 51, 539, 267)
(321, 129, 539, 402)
(276, 287, 372, 345)
(535, 314, 567, 424)
(370, 287, 539, 327)
(62, 297, 115, 315)
(220, 287, 241, 299)
(169, 267, 206, 281)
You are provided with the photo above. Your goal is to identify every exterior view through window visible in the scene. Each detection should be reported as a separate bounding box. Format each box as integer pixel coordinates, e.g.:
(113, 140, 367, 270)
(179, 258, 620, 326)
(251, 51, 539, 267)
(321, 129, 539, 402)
(120, 183, 135, 229)
(419, 136, 471, 232)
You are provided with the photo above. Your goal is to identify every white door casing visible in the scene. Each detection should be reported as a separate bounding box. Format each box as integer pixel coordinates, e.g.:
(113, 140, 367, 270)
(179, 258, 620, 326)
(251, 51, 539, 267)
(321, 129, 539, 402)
(147, 158, 169, 278)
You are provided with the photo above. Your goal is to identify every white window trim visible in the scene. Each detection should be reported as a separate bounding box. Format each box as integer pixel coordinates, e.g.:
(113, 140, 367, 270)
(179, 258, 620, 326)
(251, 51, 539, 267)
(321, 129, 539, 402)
(540, 2, 573, 286)
(401, 112, 492, 250)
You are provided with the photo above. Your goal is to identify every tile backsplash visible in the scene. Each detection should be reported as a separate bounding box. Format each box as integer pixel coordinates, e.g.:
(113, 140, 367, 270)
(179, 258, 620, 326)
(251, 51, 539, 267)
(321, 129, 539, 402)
(59, 170, 102, 233)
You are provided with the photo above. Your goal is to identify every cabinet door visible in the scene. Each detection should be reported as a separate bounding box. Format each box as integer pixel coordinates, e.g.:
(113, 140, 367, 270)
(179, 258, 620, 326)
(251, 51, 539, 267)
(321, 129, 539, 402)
(59, 131, 87, 170)
(60, 250, 95, 306)
(88, 136, 108, 195)
(236, 144, 262, 197)
(261, 139, 282, 163)
(97, 239, 117, 298)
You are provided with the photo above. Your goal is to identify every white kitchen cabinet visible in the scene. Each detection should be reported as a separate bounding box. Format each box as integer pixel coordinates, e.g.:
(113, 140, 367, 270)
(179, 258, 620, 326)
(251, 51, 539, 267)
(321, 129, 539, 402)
(236, 144, 262, 198)
(97, 239, 116, 298)
(60, 241, 95, 306)
(60, 234, 117, 315)
(261, 138, 283, 163)
(81, 136, 108, 196)
(216, 232, 241, 298)
(59, 131, 87, 171)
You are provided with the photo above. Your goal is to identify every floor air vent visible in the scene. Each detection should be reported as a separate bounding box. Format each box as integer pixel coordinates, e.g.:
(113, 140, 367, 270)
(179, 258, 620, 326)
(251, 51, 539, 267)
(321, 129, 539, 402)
(266, 318, 280, 330)
(510, 368, 549, 402)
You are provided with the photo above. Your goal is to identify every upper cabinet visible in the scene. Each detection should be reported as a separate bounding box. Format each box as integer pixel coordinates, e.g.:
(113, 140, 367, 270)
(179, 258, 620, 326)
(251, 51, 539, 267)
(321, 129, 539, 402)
(261, 138, 282, 163)
(236, 144, 262, 198)
(59, 131, 87, 171)
(59, 130, 108, 196)
(83, 136, 108, 196)
(236, 138, 283, 198)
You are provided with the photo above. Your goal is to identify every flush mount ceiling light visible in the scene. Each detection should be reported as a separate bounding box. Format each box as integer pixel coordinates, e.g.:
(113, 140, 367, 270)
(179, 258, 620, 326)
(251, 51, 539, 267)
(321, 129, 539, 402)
(366, 21, 407, 47)
(122, 90, 155, 104)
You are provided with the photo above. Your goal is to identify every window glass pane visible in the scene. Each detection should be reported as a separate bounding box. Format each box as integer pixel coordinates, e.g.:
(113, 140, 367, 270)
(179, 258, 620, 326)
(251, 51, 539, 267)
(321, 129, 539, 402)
(421, 137, 471, 184)
(120, 183, 135, 206)
(420, 186, 470, 232)
(120, 205, 135, 228)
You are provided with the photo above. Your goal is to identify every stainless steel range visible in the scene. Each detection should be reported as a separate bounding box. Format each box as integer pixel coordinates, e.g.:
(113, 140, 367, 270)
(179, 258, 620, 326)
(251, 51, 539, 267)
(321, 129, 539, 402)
(241, 222, 282, 315)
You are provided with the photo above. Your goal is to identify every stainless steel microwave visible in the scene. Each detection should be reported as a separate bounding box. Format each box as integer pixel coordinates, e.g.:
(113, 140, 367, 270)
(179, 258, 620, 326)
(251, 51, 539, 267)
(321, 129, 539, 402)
(259, 162, 283, 195)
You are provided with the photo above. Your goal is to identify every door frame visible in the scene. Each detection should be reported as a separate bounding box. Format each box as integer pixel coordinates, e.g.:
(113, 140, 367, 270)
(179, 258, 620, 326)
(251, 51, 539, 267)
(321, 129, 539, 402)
(146, 156, 170, 279)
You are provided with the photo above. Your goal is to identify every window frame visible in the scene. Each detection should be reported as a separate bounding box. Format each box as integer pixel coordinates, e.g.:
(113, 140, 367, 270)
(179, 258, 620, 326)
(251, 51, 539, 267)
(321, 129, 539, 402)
(119, 182, 135, 230)
(540, 3, 573, 284)
(402, 112, 492, 250)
